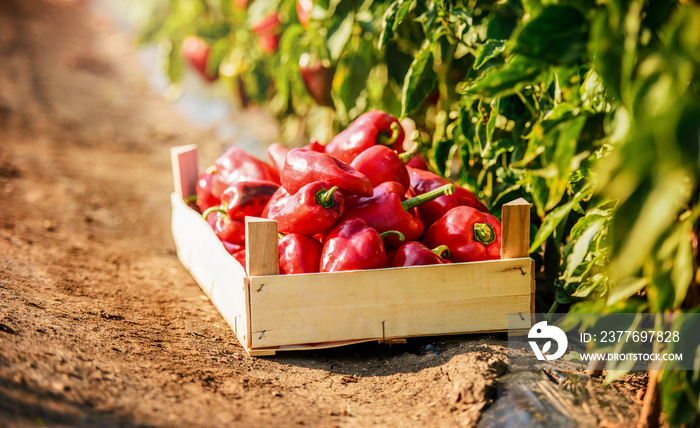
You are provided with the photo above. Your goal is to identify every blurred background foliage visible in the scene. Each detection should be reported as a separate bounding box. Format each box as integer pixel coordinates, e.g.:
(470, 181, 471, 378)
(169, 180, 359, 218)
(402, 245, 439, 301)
(132, 0, 700, 423)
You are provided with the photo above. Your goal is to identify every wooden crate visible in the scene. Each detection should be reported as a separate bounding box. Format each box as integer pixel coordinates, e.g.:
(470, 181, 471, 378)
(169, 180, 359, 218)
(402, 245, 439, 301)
(170, 145, 535, 356)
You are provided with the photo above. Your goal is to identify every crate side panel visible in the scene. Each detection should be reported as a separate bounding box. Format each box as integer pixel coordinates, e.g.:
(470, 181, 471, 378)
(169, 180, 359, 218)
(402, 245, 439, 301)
(249, 258, 532, 348)
(171, 193, 249, 346)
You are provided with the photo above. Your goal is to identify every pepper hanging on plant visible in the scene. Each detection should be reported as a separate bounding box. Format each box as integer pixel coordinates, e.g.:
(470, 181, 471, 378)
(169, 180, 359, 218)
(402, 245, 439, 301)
(299, 52, 334, 108)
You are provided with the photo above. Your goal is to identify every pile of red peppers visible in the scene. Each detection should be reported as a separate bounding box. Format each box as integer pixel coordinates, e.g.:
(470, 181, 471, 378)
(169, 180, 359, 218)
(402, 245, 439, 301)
(191, 110, 502, 274)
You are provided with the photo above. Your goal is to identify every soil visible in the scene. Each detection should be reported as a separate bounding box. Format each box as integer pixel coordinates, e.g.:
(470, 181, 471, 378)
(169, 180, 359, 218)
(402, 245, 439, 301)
(0, 1, 646, 427)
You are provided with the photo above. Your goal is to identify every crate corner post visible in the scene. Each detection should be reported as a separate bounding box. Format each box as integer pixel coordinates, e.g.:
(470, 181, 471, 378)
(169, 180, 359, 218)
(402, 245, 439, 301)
(501, 198, 535, 322)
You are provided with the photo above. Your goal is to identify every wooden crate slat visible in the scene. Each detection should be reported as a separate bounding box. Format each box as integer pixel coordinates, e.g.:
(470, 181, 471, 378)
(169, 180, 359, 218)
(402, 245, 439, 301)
(171, 193, 250, 347)
(501, 198, 531, 259)
(248, 258, 533, 348)
(170, 145, 199, 198)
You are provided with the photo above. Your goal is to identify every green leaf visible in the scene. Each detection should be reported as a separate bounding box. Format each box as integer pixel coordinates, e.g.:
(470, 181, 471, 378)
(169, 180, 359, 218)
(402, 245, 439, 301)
(486, 98, 499, 144)
(448, 7, 472, 40)
(580, 69, 608, 113)
(482, 139, 515, 169)
(589, 8, 623, 100)
(197, 22, 231, 41)
(530, 184, 593, 251)
(417, 1, 439, 36)
(165, 39, 184, 83)
(432, 138, 455, 177)
(378, 0, 415, 49)
(378, 0, 401, 50)
(545, 115, 587, 211)
(611, 171, 692, 282)
(462, 56, 551, 99)
(512, 5, 587, 65)
(206, 38, 230, 77)
(328, 13, 355, 61)
(473, 39, 507, 70)
(401, 39, 438, 118)
(607, 277, 648, 306)
(563, 217, 605, 280)
(571, 273, 606, 298)
(332, 37, 373, 121)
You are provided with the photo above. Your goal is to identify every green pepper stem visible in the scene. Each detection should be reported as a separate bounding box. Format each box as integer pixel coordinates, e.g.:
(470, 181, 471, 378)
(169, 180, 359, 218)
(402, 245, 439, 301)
(315, 186, 339, 209)
(202, 206, 227, 220)
(473, 223, 496, 245)
(278, 232, 285, 239)
(431, 245, 450, 259)
(401, 184, 454, 211)
(398, 130, 422, 163)
(379, 230, 405, 243)
(205, 165, 217, 174)
(183, 194, 198, 205)
(377, 122, 402, 147)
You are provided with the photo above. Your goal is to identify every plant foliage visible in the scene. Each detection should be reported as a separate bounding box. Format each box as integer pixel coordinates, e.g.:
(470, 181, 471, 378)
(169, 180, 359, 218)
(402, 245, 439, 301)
(136, 0, 700, 423)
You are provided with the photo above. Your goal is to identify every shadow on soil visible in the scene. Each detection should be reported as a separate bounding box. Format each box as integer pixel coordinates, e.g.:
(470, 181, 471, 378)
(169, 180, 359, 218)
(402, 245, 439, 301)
(263, 333, 509, 377)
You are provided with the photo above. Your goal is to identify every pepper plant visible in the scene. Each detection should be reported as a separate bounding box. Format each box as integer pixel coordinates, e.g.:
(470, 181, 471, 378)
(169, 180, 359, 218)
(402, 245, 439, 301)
(134, 0, 700, 424)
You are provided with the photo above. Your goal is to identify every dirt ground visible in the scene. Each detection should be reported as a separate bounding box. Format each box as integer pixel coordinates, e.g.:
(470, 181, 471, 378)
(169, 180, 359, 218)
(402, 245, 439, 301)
(0, 1, 647, 427)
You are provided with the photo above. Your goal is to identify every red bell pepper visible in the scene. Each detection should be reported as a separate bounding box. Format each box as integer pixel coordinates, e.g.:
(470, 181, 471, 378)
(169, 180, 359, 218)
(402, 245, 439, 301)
(266, 143, 290, 175)
(181, 36, 217, 82)
(299, 53, 334, 107)
(279, 234, 323, 274)
(206, 180, 279, 220)
(231, 248, 247, 273)
(297, 0, 312, 28)
(343, 183, 454, 248)
(320, 218, 402, 272)
(345, 181, 407, 211)
(222, 241, 244, 255)
(211, 146, 280, 198)
(252, 12, 282, 53)
(325, 110, 406, 164)
(407, 167, 488, 228)
(195, 167, 220, 213)
(405, 154, 430, 170)
(262, 186, 291, 219)
(423, 206, 501, 262)
(305, 138, 326, 153)
(281, 148, 373, 197)
(268, 181, 343, 236)
(390, 242, 450, 267)
(350, 145, 410, 190)
(205, 210, 246, 245)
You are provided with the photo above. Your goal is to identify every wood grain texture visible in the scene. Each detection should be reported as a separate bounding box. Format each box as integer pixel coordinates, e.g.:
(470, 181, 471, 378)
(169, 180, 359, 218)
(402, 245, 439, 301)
(501, 198, 531, 259)
(245, 217, 279, 276)
(171, 193, 250, 348)
(248, 258, 533, 348)
(170, 145, 199, 198)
